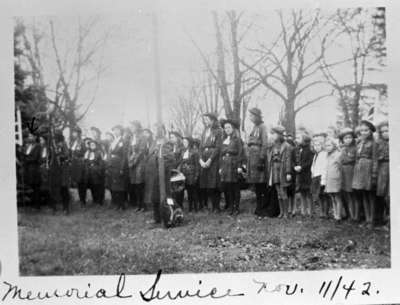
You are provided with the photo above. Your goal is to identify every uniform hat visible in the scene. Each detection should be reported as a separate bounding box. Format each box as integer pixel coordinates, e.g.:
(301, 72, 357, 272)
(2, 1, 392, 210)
(105, 131, 115, 139)
(360, 120, 376, 133)
(90, 126, 101, 135)
(202, 112, 218, 121)
(221, 118, 240, 129)
(169, 131, 183, 139)
(377, 120, 389, 130)
(271, 125, 285, 135)
(143, 128, 153, 135)
(249, 107, 263, 118)
(312, 131, 328, 138)
(130, 120, 142, 129)
(71, 126, 82, 135)
(112, 125, 124, 132)
(339, 127, 355, 141)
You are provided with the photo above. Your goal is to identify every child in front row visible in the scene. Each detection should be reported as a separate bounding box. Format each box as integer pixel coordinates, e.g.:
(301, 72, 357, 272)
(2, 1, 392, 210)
(324, 138, 345, 221)
(339, 128, 358, 221)
(310, 136, 330, 218)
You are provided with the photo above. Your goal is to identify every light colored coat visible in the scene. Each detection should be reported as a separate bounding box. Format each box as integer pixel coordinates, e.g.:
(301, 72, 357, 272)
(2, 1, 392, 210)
(325, 149, 342, 193)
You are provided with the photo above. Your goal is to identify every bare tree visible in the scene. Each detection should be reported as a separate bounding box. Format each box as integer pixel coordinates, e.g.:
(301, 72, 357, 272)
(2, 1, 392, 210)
(243, 9, 335, 134)
(19, 16, 109, 130)
(320, 8, 386, 128)
(170, 86, 202, 136)
(189, 11, 262, 126)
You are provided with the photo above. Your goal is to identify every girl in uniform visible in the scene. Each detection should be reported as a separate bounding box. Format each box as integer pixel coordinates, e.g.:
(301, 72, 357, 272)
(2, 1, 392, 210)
(376, 121, 389, 226)
(219, 119, 244, 215)
(352, 120, 377, 226)
(339, 128, 358, 221)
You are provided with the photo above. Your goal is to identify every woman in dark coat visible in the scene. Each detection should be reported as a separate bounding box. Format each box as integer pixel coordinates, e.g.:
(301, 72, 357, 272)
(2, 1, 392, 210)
(24, 131, 41, 209)
(69, 126, 86, 207)
(352, 120, 378, 226)
(108, 125, 127, 210)
(53, 131, 71, 214)
(376, 121, 389, 226)
(268, 126, 293, 218)
(293, 132, 314, 216)
(179, 136, 200, 212)
(199, 113, 223, 212)
(219, 119, 244, 215)
(128, 121, 147, 211)
(246, 108, 269, 216)
(84, 140, 104, 205)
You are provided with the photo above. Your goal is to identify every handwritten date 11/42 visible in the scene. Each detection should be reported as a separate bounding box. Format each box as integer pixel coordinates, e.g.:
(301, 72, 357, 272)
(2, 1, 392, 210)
(318, 276, 380, 301)
(254, 276, 380, 301)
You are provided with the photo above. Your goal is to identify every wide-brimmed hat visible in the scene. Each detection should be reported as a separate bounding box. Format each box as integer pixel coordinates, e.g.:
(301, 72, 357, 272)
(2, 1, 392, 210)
(312, 131, 328, 138)
(360, 120, 376, 132)
(90, 126, 101, 135)
(71, 126, 82, 135)
(377, 120, 389, 131)
(143, 128, 153, 135)
(339, 127, 356, 141)
(220, 118, 240, 129)
(249, 107, 263, 118)
(270, 125, 285, 135)
(130, 120, 142, 129)
(169, 131, 183, 139)
(112, 125, 124, 133)
(202, 112, 218, 121)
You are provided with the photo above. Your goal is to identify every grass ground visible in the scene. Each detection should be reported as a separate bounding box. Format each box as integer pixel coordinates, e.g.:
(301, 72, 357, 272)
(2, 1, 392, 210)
(18, 190, 390, 276)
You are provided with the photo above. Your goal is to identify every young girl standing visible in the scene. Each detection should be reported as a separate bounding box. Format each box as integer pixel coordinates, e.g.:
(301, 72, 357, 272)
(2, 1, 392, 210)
(325, 138, 345, 221)
(376, 121, 389, 226)
(339, 128, 358, 221)
(352, 120, 377, 226)
(311, 138, 329, 218)
(293, 132, 314, 216)
(268, 126, 293, 218)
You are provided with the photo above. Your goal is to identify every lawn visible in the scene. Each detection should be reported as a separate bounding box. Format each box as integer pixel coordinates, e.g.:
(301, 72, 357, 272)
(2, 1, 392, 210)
(18, 190, 390, 276)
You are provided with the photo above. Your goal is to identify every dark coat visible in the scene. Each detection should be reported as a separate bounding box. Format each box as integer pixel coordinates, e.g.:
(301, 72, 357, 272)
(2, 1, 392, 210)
(352, 137, 378, 191)
(340, 144, 356, 192)
(293, 143, 314, 192)
(144, 139, 175, 204)
(39, 145, 50, 191)
(376, 139, 389, 197)
(84, 150, 104, 185)
(179, 148, 200, 185)
(199, 124, 223, 189)
(171, 142, 184, 169)
(219, 135, 244, 183)
(128, 133, 147, 184)
(24, 143, 41, 186)
(106, 137, 126, 191)
(268, 141, 293, 187)
(69, 138, 85, 185)
(54, 141, 70, 187)
(246, 123, 268, 184)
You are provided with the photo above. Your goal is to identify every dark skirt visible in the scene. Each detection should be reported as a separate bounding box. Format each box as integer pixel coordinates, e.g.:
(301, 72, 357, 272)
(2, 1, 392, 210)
(341, 164, 354, 192)
(352, 158, 373, 191)
(377, 161, 389, 197)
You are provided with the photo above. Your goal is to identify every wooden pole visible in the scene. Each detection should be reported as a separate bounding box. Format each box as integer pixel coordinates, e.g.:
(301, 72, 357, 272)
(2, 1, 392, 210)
(152, 13, 162, 124)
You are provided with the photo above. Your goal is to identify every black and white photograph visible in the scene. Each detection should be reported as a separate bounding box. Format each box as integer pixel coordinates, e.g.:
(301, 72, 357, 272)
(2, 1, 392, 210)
(13, 5, 391, 278)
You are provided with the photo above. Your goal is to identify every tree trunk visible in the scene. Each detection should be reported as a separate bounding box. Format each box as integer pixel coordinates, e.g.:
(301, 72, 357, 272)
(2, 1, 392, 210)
(284, 99, 296, 136)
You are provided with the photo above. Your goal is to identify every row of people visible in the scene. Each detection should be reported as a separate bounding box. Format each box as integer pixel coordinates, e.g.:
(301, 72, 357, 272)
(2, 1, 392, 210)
(18, 108, 390, 228)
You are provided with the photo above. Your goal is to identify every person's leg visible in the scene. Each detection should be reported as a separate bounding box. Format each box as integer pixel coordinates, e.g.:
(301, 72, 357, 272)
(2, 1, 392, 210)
(60, 186, 70, 214)
(254, 183, 263, 215)
(153, 200, 161, 223)
(211, 188, 221, 212)
(233, 183, 240, 215)
(78, 182, 87, 207)
(193, 185, 199, 212)
(369, 191, 379, 226)
(336, 193, 344, 220)
(137, 183, 145, 211)
(198, 188, 207, 211)
(275, 184, 283, 218)
(187, 185, 193, 212)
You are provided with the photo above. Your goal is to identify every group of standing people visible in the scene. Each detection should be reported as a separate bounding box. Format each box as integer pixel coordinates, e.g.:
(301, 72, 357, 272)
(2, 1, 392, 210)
(18, 107, 390, 228)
